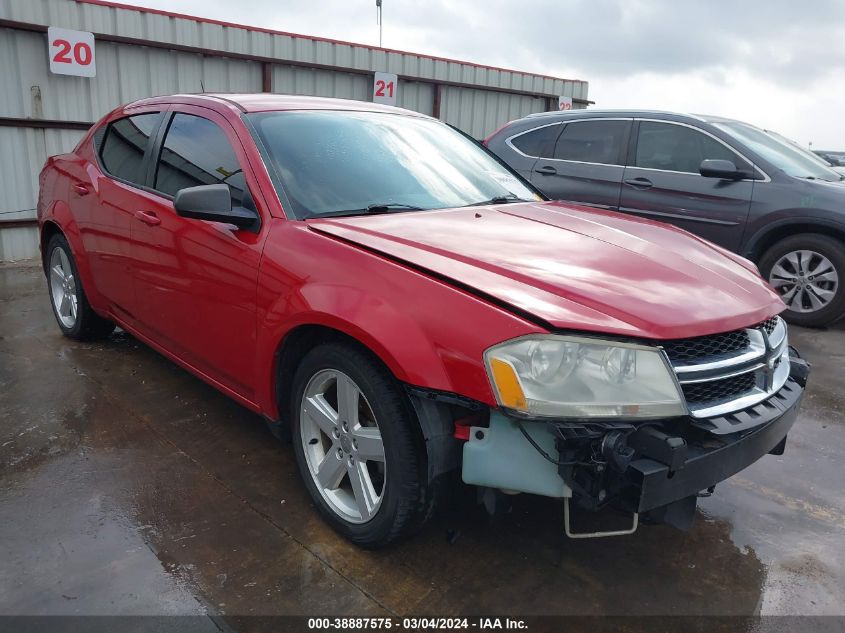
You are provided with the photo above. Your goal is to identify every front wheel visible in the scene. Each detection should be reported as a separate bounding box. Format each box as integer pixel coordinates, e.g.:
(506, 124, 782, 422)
(759, 233, 845, 328)
(290, 342, 432, 547)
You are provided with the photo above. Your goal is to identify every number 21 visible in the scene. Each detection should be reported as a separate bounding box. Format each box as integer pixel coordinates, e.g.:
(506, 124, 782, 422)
(375, 80, 394, 98)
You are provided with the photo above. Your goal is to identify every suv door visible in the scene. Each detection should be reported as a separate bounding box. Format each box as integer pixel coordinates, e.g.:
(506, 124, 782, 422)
(619, 120, 755, 250)
(528, 118, 631, 211)
(72, 110, 163, 320)
(130, 107, 267, 401)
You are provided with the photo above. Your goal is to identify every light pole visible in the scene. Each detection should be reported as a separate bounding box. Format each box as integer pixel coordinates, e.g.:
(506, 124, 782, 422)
(376, 0, 383, 47)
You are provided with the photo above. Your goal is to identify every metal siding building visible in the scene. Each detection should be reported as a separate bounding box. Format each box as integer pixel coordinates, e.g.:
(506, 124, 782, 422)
(0, 0, 589, 260)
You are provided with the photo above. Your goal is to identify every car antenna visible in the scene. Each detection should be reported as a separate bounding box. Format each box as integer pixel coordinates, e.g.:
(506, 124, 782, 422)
(200, 79, 205, 93)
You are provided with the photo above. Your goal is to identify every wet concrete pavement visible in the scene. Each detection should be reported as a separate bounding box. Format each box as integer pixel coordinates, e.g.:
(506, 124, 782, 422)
(1, 262, 844, 620)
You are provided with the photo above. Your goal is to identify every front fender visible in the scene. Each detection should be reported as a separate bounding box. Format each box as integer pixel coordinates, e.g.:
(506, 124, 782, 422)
(254, 222, 545, 418)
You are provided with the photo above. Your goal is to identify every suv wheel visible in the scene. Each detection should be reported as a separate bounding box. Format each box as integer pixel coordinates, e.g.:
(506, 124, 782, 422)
(46, 234, 115, 340)
(290, 342, 431, 547)
(759, 233, 845, 327)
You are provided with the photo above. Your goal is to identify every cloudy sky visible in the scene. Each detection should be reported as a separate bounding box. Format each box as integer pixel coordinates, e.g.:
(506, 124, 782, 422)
(132, 0, 845, 148)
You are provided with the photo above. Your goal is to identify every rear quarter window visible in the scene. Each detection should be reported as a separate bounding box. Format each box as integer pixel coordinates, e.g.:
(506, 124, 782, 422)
(510, 124, 560, 158)
(99, 113, 161, 185)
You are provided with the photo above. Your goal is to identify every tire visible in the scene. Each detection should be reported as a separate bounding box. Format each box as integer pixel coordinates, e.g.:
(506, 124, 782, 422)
(289, 341, 431, 547)
(758, 233, 845, 328)
(45, 234, 116, 341)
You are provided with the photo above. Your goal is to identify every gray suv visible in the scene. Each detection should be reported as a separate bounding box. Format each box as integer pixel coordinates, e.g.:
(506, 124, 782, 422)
(485, 110, 845, 327)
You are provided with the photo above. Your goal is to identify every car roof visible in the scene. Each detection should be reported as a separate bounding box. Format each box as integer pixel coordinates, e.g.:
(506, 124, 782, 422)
(521, 109, 743, 125)
(127, 93, 428, 117)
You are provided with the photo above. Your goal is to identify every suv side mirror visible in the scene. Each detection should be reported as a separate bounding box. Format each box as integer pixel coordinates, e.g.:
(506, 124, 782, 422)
(699, 159, 742, 180)
(173, 184, 259, 230)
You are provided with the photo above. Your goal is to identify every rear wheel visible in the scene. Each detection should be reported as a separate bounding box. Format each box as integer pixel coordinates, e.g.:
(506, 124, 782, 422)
(46, 234, 115, 340)
(290, 342, 431, 547)
(759, 233, 845, 328)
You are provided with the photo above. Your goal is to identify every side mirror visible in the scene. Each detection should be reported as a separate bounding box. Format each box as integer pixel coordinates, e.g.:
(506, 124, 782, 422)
(699, 159, 742, 180)
(173, 184, 259, 230)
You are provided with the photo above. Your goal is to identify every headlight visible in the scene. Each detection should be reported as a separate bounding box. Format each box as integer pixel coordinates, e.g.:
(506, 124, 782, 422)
(484, 335, 686, 419)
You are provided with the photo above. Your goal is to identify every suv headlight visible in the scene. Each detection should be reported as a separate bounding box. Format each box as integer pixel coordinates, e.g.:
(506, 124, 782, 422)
(484, 335, 686, 419)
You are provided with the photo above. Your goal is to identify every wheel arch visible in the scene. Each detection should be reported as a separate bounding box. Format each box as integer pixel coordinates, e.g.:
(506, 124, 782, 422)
(744, 217, 845, 262)
(40, 220, 64, 270)
(271, 323, 406, 428)
(38, 202, 106, 311)
(270, 321, 470, 496)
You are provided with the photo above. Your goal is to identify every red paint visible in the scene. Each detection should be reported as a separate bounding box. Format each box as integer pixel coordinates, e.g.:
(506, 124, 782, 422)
(374, 79, 395, 98)
(38, 94, 784, 423)
(74, 0, 585, 85)
(51, 39, 72, 63)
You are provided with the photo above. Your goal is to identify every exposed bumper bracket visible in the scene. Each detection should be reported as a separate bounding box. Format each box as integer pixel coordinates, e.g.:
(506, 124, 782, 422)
(563, 498, 638, 539)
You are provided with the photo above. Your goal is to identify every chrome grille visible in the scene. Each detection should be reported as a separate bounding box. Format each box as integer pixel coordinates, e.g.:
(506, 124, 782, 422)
(663, 316, 790, 425)
(682, 372, 756, 405)
(662, 329, 750, 362)
(761, 316, 779, 335)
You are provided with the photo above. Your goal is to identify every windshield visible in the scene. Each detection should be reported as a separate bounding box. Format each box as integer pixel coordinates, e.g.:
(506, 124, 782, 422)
(247, 110, 539, 219)
(766, 129, 845, 172)
(713, 120, 842, 182)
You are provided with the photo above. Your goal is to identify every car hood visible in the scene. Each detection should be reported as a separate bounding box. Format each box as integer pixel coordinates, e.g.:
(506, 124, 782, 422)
(307, 201, 785, 340)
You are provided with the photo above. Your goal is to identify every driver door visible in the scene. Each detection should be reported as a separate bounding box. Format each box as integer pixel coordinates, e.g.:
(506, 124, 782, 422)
(129, 107, 268, 400)
(619, 120, 754, 250)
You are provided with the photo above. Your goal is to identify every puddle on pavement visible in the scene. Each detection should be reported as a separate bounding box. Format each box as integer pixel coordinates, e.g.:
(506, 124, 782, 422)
(2, 265, 844, 617)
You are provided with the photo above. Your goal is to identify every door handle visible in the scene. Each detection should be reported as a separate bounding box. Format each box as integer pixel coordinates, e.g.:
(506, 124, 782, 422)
(134, 210, 161, 226)
(623, 177, 654, 189)
(72, 183, 90, 196)
(534, 165, 558, 176)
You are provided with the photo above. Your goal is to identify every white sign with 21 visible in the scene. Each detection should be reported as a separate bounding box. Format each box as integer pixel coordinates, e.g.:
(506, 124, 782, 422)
(372, 72, 398, 106)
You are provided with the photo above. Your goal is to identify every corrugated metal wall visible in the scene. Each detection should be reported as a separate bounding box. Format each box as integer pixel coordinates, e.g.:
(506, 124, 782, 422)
(0, 0, 589, 260)
(0, 125, 87, 260)
(1, 29, 263, 123)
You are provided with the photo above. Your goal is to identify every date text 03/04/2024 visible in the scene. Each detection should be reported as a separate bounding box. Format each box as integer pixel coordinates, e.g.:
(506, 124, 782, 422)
(307, 617, 528, 630)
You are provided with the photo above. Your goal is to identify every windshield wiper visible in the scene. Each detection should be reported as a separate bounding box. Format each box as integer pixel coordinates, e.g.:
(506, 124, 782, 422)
(463, 194, 533, 207)
(313, 203, 426, 218)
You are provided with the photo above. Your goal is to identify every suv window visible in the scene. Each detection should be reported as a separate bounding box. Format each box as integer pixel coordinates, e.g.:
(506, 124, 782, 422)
(99, 113, 160, 185)
(510, 124, 560, 158)
(154, 113, 246, 205)
(635, 121, 744, 173)
(553, 120, 627, 165)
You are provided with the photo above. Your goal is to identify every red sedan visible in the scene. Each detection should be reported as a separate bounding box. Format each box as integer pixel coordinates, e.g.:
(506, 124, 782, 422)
(38, 94, 807, 547)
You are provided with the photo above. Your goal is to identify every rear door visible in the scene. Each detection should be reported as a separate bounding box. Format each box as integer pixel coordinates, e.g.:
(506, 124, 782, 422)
(129, 107, 267, 400)
(619, 120, 754, 250)
(528, 118, 631, 211)
(72, 109, 164, 321)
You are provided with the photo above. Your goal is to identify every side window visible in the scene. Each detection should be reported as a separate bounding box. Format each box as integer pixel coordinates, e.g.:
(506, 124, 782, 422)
(634, 122, 745, 173)
(510, 124, 561, 158)
(99, 113, 160, 185)
(154, 113, 246, 206)
(553, 120, 628, 165)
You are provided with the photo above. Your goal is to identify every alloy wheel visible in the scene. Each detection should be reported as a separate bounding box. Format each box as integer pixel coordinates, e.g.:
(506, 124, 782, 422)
(49, 247, 78, 329)
(768, 249, 839, 313)
(299, 369, 386, 523)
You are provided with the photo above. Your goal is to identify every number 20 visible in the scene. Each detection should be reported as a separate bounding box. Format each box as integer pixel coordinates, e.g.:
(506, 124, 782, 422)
(52, 39, 93, 66)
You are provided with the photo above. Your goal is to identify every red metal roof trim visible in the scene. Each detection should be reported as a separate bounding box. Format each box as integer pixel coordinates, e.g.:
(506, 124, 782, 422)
(75, 0, 585, 85)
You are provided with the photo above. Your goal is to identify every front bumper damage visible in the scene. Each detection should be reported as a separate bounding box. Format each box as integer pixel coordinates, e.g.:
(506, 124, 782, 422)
(461, 351, 809, 534)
